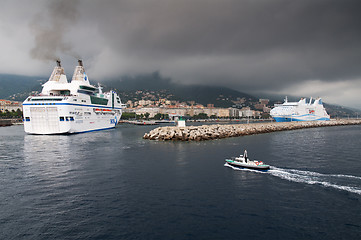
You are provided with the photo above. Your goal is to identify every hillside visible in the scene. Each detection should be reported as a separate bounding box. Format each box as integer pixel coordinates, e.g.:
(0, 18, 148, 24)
(0, 72, 360, 117)
(0, 74, 44, 100)
(102, 71, 256, 107)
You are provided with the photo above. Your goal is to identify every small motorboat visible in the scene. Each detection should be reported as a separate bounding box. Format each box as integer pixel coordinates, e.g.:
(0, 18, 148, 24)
(225, 150, 270, 171)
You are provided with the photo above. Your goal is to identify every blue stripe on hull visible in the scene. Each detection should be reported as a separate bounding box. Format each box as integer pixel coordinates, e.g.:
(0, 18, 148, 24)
(26, 126, 116, 135)
(72, 126, 116, 134)
(272, 116, 330, 122)
(273, 117, 291, 122)
(23, 102, 122, 110)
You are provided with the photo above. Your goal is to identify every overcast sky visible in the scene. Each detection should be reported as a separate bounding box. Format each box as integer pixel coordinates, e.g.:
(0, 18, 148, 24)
(1, 0, 361, 108)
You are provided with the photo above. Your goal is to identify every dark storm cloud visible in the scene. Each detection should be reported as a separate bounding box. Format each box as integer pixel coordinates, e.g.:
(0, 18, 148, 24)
(30, 0, 80, 61)
(75, 0, 361, 92)
(12, 0, 360, 105)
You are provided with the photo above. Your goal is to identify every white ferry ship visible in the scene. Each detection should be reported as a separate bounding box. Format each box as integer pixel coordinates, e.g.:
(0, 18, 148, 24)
(23, 60, 124, 134)
(270, 97, 330, 122)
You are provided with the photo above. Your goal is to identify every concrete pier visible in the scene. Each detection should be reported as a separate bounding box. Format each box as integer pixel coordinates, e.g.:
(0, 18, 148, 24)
(143, 119, 361, 141)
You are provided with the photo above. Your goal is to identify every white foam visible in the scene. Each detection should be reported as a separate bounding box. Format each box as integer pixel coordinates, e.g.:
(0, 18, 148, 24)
(329, 174, 361, 180)
(268, 167, 361, 195)
(225, 164, 361, 195)
(283, 168, 361, 180)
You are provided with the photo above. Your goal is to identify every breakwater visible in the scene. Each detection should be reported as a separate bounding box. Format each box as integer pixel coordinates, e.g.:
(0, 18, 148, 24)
(143, 119, 361, 141)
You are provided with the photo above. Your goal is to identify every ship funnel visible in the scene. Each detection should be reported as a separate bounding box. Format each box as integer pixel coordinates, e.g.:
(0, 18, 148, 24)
(48, 59, 66, 82)
(72, 60, 88, 82)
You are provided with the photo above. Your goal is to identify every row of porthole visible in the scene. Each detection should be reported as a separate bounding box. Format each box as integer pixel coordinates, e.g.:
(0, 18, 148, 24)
(60, 116, 75, 121)
(23, 116, 75, 122)
(30, 103, 56, 105)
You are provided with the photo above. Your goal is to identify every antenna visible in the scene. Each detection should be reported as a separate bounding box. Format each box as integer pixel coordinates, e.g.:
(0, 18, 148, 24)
(98, 83, 103, 94)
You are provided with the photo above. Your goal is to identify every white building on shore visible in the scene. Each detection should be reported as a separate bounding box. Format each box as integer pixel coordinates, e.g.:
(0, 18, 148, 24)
(0, 99, 22, 112)
(126, 106, 252, 119)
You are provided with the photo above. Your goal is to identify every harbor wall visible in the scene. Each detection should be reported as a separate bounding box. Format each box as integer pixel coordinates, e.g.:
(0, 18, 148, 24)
(0, 119, 12, 127)
(143, 119, 361, 141)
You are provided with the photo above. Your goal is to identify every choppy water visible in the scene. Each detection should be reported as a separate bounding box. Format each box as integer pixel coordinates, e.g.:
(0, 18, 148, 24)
(1, 124, 360, 239)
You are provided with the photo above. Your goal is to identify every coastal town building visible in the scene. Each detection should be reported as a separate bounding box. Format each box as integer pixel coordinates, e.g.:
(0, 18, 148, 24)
(123, 95, 268, 120)
(239, 107, 253, 117)
(133, 107, 161, 118)
(229, 108, 240, 118)
(0, 99, 22, 112)
(254, 99, 271, 110)
(263, 106, 271, 113)
(259, 99, 270, 105)
(124, 106, 261, 119)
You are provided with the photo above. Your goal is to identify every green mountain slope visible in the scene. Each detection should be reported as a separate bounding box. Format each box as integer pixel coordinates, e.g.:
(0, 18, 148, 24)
(103, 71, 256, 107)
(0, 74, 44, 100)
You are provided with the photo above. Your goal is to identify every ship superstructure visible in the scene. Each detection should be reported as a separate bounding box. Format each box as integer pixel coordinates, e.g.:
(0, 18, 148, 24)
(270, 97, 330, 122)
(23, 60, 124, 134)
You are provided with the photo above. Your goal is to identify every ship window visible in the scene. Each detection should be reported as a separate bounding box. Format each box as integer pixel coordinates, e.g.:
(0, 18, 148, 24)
(90, 95, 108, 105)
(60, 117, 65, 121)
(77, 89, 94, 95)
(25, 117, 30, 121)
(31, 98, 62, 101)
(60, 90, 70, 95)
(65, 117, 69, 121)
(70, 117, 74, 121)
(79, 85, 96, 91)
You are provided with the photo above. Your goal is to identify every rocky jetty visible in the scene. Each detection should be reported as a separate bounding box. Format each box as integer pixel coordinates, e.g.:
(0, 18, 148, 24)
(143, 119, 361, 141)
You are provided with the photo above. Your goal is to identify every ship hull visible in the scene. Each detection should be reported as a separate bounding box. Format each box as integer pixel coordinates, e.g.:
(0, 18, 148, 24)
(270, 97, 330, 122)
(225, 160, 270, 170)
(23, 101, 122, 135)
(272, 114, 330, 122)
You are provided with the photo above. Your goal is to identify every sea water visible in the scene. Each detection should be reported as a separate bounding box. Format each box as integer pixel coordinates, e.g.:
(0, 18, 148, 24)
(0, 124, 360, 239)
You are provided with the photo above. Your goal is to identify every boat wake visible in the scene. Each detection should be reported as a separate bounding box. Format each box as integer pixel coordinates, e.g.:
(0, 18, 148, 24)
(224, 163, 361, 195)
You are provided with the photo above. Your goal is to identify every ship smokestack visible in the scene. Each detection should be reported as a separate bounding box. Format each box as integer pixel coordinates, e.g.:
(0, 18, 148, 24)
(72, 59, 86, 82)
(49, 59, 65, 82)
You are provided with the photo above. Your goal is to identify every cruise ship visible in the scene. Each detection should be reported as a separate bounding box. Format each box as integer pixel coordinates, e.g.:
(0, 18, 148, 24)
(270, 97, 330, 122)
(22, 60, 124, 134)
